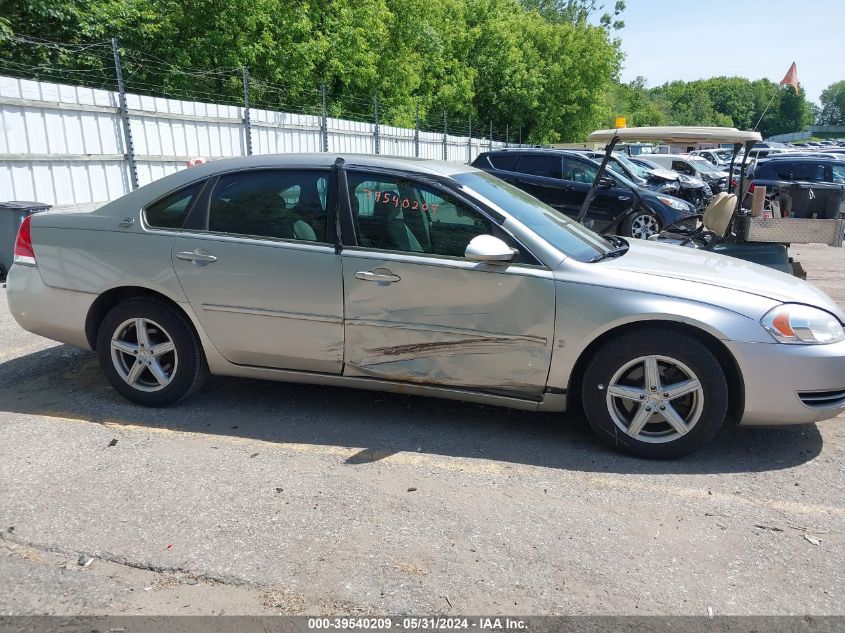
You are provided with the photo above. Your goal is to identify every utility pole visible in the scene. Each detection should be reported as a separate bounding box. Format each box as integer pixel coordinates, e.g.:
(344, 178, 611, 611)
(442, 110, 448, 161)
(467, 114, 472, 163)
(111, 38, 138, 190)
(414, 102, 420, 158)
(374, 95, 380, 155)
(320, 82, 328, 152)
(242, 67, 252, 156)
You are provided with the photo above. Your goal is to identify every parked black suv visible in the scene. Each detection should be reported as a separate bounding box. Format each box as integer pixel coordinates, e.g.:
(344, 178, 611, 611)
(471, 149, 697, 239)
(749, 156, 845, 219)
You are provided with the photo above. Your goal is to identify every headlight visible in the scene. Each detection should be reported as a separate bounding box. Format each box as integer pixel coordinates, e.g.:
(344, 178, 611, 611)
(658, 182, 680, 194)
(761, 304, 845, 345)
(657, 195, 690, 211)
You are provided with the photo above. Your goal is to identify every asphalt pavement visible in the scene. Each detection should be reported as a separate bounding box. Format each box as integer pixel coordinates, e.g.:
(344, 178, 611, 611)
(0, 244, 843, 616)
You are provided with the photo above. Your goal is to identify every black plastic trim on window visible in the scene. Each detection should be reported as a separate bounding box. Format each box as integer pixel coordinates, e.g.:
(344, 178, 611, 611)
(182, 177, 216, 231)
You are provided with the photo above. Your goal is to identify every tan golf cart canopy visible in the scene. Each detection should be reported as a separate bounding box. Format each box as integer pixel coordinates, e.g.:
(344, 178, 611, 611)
(588, 126, 762, 145)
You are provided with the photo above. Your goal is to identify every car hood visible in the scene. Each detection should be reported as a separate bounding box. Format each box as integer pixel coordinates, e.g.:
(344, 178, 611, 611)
(598, 239, 845, 321)
(646, 168, 680, 181)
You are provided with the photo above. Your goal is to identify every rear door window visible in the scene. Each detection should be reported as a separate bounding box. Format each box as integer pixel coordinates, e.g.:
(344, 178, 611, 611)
(207, 170, 329, 242)
(773, 162, 825, 182)
(516, 155, 562, 179)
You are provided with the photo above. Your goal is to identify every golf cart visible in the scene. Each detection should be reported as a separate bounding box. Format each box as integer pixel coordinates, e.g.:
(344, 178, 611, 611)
(581, 126, 845, 277)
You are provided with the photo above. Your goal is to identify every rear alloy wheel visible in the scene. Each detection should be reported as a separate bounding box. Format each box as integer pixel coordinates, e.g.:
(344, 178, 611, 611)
(110, 318, 178, 393)
(581, 328, 728, 459)
(97, 297, 208, 406)
(624, 212, 661, 239)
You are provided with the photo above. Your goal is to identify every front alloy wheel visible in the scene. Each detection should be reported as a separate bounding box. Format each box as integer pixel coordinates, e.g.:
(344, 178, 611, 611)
(606, 355, 704, 443)
(626, 213, 661, 239)
(581, 328, 728, 459)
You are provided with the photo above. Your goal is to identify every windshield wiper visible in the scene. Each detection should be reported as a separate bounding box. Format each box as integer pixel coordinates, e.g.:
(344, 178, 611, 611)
(601, 234, 626, 248)
(589, 244, 629, 263)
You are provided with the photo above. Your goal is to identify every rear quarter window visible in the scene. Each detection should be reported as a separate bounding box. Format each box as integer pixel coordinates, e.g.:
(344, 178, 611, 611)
(488, 154, 519, 171)
(144, 183, 203, 229)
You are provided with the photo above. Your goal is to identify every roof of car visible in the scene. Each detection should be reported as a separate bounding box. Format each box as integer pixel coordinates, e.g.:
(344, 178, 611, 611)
(588, 126, 762, 144)
(177, 153, 478, 177)
(758, 154, 834, 162)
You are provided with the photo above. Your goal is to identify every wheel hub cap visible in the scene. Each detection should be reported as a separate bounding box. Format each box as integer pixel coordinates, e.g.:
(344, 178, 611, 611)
(605, 354, 704, 444)
(630, 214, 660, 239)
(110, 318, 178, 393)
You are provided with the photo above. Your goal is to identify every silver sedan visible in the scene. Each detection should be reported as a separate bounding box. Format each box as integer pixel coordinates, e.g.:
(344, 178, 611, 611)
(8, 154, 845, 458)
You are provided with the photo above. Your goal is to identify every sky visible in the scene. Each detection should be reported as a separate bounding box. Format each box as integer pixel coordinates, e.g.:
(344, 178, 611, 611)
(617, 0, 843, 104)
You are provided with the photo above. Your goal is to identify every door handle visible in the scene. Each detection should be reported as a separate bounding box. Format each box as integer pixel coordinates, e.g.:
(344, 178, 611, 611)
(355, 270, 400, 283)
(176, 250, 217, 264)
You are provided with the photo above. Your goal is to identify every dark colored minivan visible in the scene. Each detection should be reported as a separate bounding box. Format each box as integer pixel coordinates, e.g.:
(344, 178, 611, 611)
(471, 149, 696, 239)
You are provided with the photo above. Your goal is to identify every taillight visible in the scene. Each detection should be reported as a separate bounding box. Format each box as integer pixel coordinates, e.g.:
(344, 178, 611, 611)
(13, 215, 36, 266)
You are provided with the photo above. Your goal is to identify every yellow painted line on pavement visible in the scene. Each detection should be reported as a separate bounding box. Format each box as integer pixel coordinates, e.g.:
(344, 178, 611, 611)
(98, 420, 845, 518)
(6, 414, 839, 517)
(0, 342, 61, 363)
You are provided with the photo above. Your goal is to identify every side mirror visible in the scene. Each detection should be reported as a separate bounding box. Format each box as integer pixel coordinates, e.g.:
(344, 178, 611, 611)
(464, 235, 515, 263)
(583, 219, 596, 230)
(599, 176, 614, 188)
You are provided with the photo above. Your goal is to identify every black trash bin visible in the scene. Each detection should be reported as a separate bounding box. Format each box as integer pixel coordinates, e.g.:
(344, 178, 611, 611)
(0, 201, 51, 280)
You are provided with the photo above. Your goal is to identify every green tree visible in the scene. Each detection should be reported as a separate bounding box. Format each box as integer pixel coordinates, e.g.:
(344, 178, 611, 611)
(819, 80, 845, 125)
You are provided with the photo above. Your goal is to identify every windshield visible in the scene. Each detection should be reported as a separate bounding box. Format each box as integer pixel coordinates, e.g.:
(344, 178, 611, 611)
(612, 152, 652, 180)
(598, 161, 641, 190)
(633, 157, 661, 170)
(689, 157, 724, 174)
(453, 171, 612, 263)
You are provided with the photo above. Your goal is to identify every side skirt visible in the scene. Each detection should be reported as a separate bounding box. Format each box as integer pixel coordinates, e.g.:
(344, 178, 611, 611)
(212, 362, 567, 413)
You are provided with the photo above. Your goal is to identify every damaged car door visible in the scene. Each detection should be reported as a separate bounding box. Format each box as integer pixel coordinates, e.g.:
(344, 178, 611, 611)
(340, 170, 556, 399)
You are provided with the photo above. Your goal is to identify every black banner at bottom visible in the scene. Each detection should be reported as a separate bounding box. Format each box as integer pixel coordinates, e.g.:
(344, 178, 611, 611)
(0, 616, 842, 633)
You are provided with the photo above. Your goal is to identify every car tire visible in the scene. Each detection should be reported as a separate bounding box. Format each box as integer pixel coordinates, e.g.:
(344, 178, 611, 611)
(96, 297, 209, 407)
(622, 211, 661, 239)
(580, 328, 728, 459)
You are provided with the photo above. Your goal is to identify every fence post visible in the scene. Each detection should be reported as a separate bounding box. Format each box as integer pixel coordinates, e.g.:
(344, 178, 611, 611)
(442, 111, 447, 161)
(242, 67, 252, 156)
(489, 120, 493, 150)
(373, 95, 380, 155)
(467, 114, 472, 163)
(111, 38, 138, 190)
(519, 127, 522, 145)
(414, 103, 420, 158)
(320, 82, 328, 152)
(505, 125, 509, 148)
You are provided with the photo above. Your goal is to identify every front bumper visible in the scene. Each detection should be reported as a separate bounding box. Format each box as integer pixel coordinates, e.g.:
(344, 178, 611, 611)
(726, 339, 845, 425)
(6, 264, 95, 350)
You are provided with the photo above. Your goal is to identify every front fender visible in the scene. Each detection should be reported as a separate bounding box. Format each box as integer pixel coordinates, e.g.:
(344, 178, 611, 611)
(546, 280, 776, 391)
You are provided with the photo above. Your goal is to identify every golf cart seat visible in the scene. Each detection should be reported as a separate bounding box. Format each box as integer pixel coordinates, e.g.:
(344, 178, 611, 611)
(702, 192, 736, 236)
(649, 192, 737, 247)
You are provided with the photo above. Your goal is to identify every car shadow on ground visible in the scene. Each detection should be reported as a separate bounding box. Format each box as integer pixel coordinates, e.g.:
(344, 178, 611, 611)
(0, 344, 825, 475)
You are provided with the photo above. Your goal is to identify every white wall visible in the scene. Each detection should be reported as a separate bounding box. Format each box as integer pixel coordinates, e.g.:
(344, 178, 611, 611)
(0, 75, 514, 210)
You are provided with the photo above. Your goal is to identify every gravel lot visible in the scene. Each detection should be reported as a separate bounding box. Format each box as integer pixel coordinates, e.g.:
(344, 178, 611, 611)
(0, 244, 843, 616)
